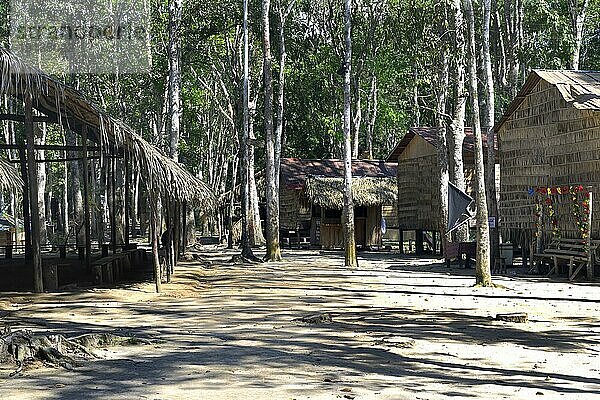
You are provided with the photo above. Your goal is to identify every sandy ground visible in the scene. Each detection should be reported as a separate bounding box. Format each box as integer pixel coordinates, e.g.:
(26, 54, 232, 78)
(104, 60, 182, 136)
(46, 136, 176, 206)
(0, 247, 599, 400)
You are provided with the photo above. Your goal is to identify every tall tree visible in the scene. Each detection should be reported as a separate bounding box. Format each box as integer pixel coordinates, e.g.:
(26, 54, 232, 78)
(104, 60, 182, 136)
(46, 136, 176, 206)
(168, 0, 182, 160)
(449, 0, 469, 243)
(464, 0, 492, 286)
(342, 0, 358, 268)
(240, 0, 254, 258)
(264, 0, 281, 261)
(569, 0, 589, 69)
(482, 0, 499, 266)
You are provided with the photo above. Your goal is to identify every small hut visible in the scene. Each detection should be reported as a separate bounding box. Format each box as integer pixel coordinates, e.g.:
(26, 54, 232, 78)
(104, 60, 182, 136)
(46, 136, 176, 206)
(495, 70, 600, 270)
(387, 127, 493, 253)
(279, 158, 397, 249)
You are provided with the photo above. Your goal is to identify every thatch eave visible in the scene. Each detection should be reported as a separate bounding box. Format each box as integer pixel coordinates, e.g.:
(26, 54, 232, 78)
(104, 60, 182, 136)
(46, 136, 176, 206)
(304, 176, 397, 210)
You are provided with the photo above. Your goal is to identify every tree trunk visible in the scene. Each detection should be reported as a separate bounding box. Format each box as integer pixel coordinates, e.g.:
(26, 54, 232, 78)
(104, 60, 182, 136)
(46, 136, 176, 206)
(168, 0, 182, 161)
(352, 78, 361, 159)
(464, 0, 492, 286)
(450, 0, 469, 243)
(240, 0, 255, 259)
(436, 45, 450, 257)
(569, 0, 589, 70)
(264, 0, 282, 261)
(366, 74, 377, 160)
(35, 123, 47, 245)
(342, 0, 357, 268)
(25, 97, 43, 293)
(482, 0, 500, 266)
(67, 130, 83, 246)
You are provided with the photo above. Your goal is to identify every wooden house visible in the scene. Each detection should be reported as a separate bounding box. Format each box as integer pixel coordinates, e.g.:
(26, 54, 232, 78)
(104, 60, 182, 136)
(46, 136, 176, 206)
(279, 158, 397, 249)
(386, 127, 493, 253)
(495, 70, 600, 246)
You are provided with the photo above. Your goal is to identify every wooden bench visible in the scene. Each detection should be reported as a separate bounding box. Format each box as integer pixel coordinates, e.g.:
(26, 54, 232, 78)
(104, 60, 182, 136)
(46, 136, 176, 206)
(91, 252, 133, 285)
(533, 238, 599, 281)
(445, 242, 476, 268)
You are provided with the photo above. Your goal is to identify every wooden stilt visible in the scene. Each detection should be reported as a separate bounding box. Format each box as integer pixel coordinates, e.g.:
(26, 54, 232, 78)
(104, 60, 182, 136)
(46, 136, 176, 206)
(165, 201, 172, 283)
(586, 187, 593, 280)
(181, 200, 187, 255)
(398, 229, 404, 254)
(82, 126, 91, 271)
(25, 96, 43, 293)
(151, 203, 161, 293)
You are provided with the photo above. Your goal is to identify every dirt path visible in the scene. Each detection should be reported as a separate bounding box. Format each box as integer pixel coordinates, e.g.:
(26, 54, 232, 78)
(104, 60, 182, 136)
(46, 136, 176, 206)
(1, 247, 599, 399)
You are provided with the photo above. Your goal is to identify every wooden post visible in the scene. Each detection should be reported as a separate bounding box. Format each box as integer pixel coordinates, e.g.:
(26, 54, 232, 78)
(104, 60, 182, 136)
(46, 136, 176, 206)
(82, 126, 91, 271)
(398, 229, 404, 254)
(165, 201, 172, 283)
(415, 230, 424, 255)
(151, 204, 161, 293)
(25, 96, 43, 293)
(181, 200, 187, 255)
(587, 186, 593, 280)
(110, 146, 117, 253)
(18, 145, 31, 260)
(173, 201, 180, 263)
(124, 151, 131, 245)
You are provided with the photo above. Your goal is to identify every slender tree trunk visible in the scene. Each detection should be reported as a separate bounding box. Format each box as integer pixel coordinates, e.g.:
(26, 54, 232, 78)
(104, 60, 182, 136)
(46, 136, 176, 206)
(352, 78, 361, 159)
(366, 74, 377, 160)
(67, 130, 83, 246)
(35, 123, 47, 245)
(240, 0, 255, 258)
(25, 96, 43, 293)
(569, 0, 589, 70)
(264, 0, 282, 261)
(450, 0, 469, 243)
(436, 38, 450, 257)
(168, 0, 182, 160)
(482, 0, 500, 266)
(464, 0, 492, 286)
(342, 0, 357, 268)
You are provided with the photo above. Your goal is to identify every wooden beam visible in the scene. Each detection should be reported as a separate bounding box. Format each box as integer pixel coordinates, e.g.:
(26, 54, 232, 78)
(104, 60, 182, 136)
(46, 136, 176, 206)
(0, 113, 57, 123)
(25, 96, 43, 293)
(0, 144, 102, 152)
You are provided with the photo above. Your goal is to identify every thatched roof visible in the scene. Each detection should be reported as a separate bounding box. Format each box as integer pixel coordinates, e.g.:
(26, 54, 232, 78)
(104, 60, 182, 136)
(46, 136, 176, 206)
(494, 69, 600, 133)
(280, 158, 397, 189)
(385, 127, 495, 163)
(304, 176, 397, 209)
(0, 157, 23, 193)
(0, 47, 214, 207)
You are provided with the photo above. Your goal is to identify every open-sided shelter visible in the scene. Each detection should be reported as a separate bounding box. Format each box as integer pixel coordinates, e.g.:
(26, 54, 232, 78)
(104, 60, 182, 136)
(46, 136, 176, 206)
(279, 158, 397, 249)
(0, 48, 215, 292)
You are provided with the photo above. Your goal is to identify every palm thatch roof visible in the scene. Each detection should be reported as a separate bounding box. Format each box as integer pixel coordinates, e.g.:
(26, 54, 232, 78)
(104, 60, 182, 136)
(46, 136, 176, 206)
(0, 47, 214, 207)
(0, 157, 22, 193)
(304, 176, 397, 210)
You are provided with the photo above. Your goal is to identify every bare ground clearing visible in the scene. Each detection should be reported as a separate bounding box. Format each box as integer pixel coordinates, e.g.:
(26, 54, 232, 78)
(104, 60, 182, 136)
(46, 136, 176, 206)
(0, 247, 599, 399)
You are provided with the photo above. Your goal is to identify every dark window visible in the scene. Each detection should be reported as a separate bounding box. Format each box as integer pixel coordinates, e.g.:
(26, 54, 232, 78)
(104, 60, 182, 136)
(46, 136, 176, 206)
(324, 208, 342, 219)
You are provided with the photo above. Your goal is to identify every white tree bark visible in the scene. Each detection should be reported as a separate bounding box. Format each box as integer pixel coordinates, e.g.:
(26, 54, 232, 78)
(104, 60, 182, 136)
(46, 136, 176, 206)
(342, 0, 357, 267)
(450, 0, 469, 243)
(264, 0, 281, 260)
(464, 0, 492, 286)
(168, 0, 182, 160)
(569, 0, 589, 70)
